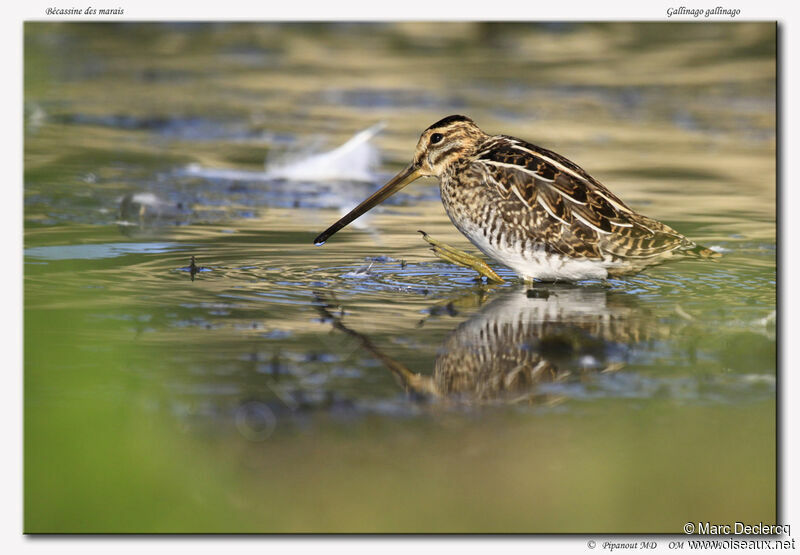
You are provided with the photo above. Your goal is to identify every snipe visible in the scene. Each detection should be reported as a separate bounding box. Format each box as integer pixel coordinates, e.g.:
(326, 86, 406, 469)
(314, 115, 717, 282)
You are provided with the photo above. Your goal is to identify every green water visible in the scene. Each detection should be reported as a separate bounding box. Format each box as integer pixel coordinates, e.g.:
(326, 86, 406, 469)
(24, 22, 776, 533)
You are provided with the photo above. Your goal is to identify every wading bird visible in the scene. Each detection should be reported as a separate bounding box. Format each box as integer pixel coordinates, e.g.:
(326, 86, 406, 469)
(314, 116, 717, 282)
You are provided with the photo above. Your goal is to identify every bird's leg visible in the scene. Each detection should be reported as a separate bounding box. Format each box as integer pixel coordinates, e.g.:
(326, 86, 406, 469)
(418, 230, 504, 283)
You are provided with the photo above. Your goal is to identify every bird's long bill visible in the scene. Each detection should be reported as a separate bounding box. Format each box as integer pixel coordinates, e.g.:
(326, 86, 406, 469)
(313, 164, 422, 245)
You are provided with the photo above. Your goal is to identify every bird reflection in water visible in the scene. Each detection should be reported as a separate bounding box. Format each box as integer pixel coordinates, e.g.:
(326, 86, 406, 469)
(315, 285, 661, 405)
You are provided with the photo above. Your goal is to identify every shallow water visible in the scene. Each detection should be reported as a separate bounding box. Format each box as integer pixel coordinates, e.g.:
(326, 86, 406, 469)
(24, 22, 776, 532)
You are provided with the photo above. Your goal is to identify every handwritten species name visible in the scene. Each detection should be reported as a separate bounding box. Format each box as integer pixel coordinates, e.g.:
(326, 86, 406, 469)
(667, 6, 741, 17)
(45, 7, 125, 15)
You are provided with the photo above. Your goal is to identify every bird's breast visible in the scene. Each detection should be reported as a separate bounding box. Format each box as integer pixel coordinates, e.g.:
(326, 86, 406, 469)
(438, 174, 610, 281)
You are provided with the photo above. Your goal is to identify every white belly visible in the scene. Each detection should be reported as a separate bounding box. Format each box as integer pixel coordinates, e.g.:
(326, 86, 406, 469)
(457, 219, 612, 281)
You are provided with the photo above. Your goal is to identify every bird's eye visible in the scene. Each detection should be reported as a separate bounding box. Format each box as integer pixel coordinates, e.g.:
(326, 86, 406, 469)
(430, 133, 444, 145)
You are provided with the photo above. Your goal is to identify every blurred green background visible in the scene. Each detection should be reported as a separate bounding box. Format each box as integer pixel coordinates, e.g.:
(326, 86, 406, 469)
(24, 22, 775, 533)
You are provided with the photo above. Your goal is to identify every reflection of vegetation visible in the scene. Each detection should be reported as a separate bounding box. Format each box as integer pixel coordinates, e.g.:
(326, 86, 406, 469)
(25, 300, 776, 531)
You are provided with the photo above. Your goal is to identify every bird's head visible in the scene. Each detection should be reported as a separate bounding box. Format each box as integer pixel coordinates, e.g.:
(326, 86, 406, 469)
(314, 115, 486, 246)
(411, 115, 486, 177)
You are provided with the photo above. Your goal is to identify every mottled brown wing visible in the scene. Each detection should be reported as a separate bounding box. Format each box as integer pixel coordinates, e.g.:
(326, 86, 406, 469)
(475, 137, 693, 260)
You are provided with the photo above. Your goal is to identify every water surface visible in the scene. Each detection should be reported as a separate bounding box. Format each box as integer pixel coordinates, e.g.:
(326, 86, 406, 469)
(24, 22, 776, 533)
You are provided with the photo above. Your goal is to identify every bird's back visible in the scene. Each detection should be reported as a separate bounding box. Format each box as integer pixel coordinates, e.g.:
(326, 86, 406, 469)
(439, 134, 715, 279)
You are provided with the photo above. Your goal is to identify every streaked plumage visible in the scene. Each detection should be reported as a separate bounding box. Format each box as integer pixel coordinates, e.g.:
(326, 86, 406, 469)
(315, 115, 717, 281)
